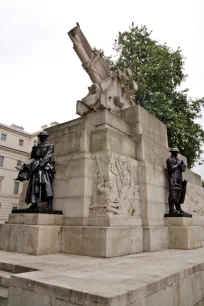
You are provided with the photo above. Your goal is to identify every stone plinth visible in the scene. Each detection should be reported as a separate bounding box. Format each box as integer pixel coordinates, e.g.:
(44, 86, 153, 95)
(0, 214, 62, 255)
(165, 217, 203, 250)
(165, 216, 193, 226)
(62, 226, 143, 257)
(8, 213, 63, 225)
(169, 226, 203, 250)
(25, 104, 202, 257)
(4, 248, 204, 306)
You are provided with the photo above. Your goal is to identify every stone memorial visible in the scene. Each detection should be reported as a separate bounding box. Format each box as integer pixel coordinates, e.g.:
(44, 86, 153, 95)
(1, 23, 203, 257)
(0, 23, 204, 306)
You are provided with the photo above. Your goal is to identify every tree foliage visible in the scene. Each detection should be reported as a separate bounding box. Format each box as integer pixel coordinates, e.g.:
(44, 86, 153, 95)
(107, 23, 204, 168)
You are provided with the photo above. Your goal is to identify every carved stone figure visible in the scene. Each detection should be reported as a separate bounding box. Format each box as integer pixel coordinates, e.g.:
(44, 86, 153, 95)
(68, 23, 138, 116)
(166, 147, 188, 215)
(16, 131, 55, 211)
(90, 154, 139, 216)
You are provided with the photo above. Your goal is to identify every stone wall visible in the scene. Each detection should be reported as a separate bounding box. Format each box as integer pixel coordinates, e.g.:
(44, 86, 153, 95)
(46, 105, 204, 254)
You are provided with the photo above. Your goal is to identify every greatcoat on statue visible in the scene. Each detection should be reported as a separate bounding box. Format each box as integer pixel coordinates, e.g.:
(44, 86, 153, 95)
(16, 131, 55, 210)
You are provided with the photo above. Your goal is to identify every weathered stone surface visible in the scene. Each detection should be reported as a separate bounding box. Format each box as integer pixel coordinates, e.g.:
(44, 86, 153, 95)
(8, 214, 63, 226)
(135, 134, 169, 166)
(91, 128, 135, 158)
(89, 216, 142, 227)
(55, 156, 93, 180)
(143, 226, 169, 252)
(165, 217, 193, 226)
(184, 182, 204, 219)
(54, 177, 93, 198)
(0, 224, 61, 255)
(91, 152, 140, 218)
(3, 247, 204, 306)
(86, 109, 131, 135)
(53, 197, 92, 218)
(169, 226, 203, 250)
(68, 24, 137, 116)
(63, 217, 89, 226)
(121, 105, 168, 147)
(44, 103, 204, 258)
(61, 226, 143, 257)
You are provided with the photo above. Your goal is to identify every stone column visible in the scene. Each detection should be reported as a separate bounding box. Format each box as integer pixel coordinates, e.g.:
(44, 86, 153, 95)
(47, 108, 143, 257)
(121, 105, 170, 251)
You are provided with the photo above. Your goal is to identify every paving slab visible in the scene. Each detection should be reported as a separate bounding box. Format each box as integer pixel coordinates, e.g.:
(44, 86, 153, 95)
(1, 248, 204, 305)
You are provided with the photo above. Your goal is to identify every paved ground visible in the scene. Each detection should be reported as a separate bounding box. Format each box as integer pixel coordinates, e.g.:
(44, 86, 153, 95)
(1, 247, 204, 300)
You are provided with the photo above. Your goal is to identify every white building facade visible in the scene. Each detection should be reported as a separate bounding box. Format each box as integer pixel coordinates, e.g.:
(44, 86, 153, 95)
(0, 123, 38, 222)
(0, 122, 59, 223)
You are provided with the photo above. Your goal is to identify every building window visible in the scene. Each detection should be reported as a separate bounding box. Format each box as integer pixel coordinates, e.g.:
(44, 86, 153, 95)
(0, 178, 2, 193)
(14, 182, 20, 195)
(19, 139, 24, 146)
(17, 160, 22, 166)
(0, 156, 4, 168)
(1, 134, 7, 141)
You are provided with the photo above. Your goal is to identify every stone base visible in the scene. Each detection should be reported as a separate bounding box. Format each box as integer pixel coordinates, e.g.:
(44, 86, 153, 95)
(63, 216, 142, 227)
(4, 248, 204, 306)
(143, 226, 169, 252)
(8, 213, 64, 225)
(165, 216, 193, 226)
(12, 209, 63, 214)
(0, 214, 63, 255)
(62, 226, 143, 257)
(169, 225, 203, 250)
(89, 216, 142, 227)
(164, 212, 192, 218)
(0, 224, 61, 255)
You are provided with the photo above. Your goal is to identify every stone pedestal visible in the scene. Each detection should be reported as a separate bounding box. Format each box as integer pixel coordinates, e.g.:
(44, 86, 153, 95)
(46, 105, 172, 254)
(165, 217, 203, 250)
(0, 214, 63, 255)
(62, 226, 143, 257)
(6, 105, 204, 258)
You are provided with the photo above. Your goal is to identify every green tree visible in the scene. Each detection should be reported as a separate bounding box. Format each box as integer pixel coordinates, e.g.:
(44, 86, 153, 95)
(108, 23, 204, 168)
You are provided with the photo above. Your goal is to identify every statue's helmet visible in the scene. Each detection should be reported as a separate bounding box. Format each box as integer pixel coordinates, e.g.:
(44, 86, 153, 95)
(169, 147, 180, 153)
(37, 131, 49, 138)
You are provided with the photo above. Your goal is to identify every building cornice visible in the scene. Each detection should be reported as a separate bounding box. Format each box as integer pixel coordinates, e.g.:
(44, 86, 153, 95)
(0, 145, 30, 157)
(0, 194, 19, 199)
(0, 123, 33, 137)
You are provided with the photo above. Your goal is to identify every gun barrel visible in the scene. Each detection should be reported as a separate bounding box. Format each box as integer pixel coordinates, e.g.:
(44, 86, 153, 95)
(68, 23, 111, 83)
(68, 24, 93, 58)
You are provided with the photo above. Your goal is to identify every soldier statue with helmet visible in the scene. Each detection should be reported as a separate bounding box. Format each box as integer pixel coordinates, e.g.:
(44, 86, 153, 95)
(15, 131, 55, 211)
(166, 147, 189, 216)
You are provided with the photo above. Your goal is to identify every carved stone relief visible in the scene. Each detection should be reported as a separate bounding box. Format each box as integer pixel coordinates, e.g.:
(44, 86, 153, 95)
(90, 154, 139, 217)
(184, 183, 204, 216)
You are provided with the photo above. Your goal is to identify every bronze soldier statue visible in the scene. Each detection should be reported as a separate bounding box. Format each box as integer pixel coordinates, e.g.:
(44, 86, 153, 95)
(16, 131, 55, 211)
(166, 148, 188, 215)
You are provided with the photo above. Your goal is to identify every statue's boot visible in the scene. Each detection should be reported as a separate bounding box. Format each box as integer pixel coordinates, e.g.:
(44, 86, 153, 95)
(169, 209, 179, 214)
(29, 203, 38, 210)
(169, 202, 178, 215)
(47, 202, 53, 210)
(176, 203, 187, 214)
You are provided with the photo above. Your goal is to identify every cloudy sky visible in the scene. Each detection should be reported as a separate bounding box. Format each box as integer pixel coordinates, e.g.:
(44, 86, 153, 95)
(1, 0, 204, 175)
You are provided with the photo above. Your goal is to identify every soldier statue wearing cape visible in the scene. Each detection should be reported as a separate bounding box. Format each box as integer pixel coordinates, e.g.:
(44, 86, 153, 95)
(16, 131, 55, 210)
(166, 147, 188, 215)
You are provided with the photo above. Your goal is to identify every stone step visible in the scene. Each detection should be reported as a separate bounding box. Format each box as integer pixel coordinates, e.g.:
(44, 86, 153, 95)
(0, 285, 8, 306)
(195, 299, 204, 306)
(0, 275, 10, 288)
(0, 270, 12, 288)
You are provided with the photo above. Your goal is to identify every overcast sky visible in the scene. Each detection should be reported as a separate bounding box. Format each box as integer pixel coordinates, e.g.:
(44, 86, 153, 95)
(1, 0, 204, 176)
